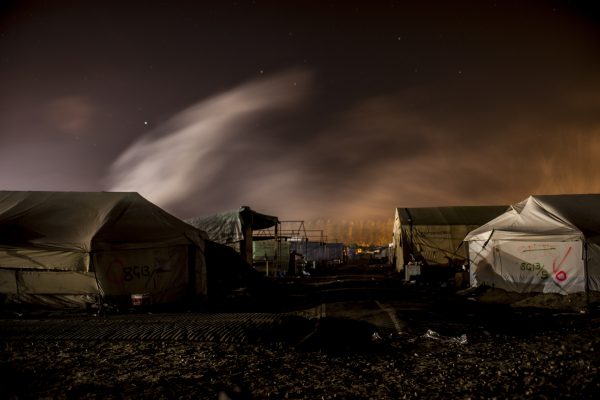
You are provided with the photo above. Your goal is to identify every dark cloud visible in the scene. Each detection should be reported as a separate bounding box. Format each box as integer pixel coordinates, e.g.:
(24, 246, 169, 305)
(45, 96, 94, 135)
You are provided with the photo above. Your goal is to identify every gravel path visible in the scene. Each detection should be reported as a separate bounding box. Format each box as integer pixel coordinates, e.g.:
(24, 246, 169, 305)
(2, 304, 599, 399)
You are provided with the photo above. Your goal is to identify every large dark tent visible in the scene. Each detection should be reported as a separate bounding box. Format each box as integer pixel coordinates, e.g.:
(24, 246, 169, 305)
(392, 205, 508, 276)
(0, 191, 207, 307)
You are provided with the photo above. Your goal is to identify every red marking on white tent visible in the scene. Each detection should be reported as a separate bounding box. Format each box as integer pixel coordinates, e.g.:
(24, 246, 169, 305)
(555, 270, 567, 282)
(552, 246, 572, 273)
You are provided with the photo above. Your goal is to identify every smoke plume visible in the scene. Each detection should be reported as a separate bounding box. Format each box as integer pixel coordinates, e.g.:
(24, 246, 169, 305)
(106, 69, 313, 212)
(106, 68, 600, 239)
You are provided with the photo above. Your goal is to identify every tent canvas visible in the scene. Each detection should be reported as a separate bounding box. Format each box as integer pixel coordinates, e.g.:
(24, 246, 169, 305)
(186, 206, 278, 245)
(0, 191, 207, 307)
(392, 206, 508, 275)
(465, 194, 600, 294)
(186, 206, 278, 264)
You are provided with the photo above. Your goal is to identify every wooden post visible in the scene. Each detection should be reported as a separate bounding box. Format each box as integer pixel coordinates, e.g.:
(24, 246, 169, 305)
(240, 223, 253, 265)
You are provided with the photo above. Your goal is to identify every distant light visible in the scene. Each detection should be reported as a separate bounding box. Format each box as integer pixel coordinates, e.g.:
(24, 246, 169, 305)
(144, 121, 148, 125)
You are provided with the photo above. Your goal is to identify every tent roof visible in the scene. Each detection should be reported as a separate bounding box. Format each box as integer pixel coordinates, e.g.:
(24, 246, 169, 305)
(243, 207, 279, 231)
(533, 194, 600, 237)
(0, 191, 203, 252)
(465, 194, 600, 242)
(186, 206, 278, 245)
(396, 205, 508, 226)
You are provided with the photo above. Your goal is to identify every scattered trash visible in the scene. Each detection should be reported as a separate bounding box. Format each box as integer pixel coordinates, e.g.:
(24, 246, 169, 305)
(371, 332, 383, 343)
(294, 317, 383, 351)
(423, 329, 468, 345)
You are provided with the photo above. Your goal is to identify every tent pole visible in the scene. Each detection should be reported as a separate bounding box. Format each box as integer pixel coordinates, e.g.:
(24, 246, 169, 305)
(275, 222, 280, 277)
(405, 208, 414, 259)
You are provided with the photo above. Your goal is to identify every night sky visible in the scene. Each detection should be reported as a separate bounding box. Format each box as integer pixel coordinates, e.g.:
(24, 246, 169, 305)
(1, 1, 600, 243)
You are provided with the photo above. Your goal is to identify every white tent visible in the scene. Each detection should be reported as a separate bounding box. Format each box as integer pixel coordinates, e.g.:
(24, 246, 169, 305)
(0, 191, 207, 307)
(465, 194, 600, 294)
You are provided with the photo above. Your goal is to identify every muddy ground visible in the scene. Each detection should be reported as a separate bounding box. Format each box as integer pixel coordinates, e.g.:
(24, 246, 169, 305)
(1, 266, 600, 399)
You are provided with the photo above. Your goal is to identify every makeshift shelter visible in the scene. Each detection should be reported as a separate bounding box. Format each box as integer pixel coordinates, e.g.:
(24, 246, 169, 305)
(392, 206, 507, 275)
(253, 239, 290, 276)
(465, 194, 600, 294)
(186, 206, 278, 264)
(0, 191, 207, 307)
